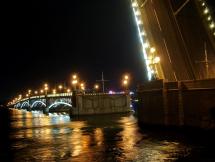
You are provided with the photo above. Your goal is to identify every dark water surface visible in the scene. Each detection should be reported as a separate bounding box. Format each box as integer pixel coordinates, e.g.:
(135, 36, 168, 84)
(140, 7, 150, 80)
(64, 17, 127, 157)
(1, 109, 215, 161)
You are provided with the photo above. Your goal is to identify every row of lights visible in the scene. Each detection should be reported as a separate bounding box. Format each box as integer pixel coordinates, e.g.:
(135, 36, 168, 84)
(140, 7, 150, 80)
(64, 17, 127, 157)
(8, 74, 131, 105)
(199, 0, 215, 36)
(131, 0, 160, 80)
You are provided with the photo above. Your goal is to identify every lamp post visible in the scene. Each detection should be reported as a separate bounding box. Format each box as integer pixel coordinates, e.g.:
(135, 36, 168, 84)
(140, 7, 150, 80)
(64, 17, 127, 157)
(28, 89, 31, 97)
(122, 74, 130, 94)
(94, 84, 99, 93)
(34, 91, 38, 95)
(71, 74, 78, 91)
(58, 85, 63, 93)
(150, 56, 160, 80)
(44, 86, 48, 96)
(71, 74, 78, 108)
(80, 83, 85, 94)
(52, 89, 56, 95)
(43, 84, 49, 113)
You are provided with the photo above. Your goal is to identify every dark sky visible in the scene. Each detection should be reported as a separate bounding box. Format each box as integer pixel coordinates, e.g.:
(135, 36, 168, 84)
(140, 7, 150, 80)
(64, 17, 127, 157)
(1, 0, 215, 103)
(0, 0, 147, 102)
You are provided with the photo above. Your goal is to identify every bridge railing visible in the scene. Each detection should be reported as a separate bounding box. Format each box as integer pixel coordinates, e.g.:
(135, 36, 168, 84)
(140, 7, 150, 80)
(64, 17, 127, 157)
(13, 92, 73, 105)
(12, 92, 131, 106)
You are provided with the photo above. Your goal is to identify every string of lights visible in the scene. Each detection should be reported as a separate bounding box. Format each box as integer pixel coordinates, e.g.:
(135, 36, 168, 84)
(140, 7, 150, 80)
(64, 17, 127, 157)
(198, 0, 215, 37)
(131, 0, 160, 81)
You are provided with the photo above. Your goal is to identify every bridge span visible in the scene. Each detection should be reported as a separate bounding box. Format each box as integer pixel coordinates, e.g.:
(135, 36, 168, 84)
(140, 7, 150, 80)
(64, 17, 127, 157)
(14, 92, 73, 113)
(13, 92, 131, 115)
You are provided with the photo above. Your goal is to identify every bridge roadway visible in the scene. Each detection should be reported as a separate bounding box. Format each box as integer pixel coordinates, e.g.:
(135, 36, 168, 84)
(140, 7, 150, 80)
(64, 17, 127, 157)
(134, 0, 215, 80)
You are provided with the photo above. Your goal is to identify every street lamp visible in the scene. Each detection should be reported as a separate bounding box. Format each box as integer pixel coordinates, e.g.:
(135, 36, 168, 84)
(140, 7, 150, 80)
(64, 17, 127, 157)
(34, 91, 38, 95)
(150, 47, 156, 53)
(58, 85, 63, 90)
(67, 88, 71, 93)
(52, 89, 56, 94)
(122, 74, 130, 93)
(154, 56, 160, 64)
(43, 84, 49, 110)
(71, 74, 78, 108)
(94, 84, 99, 92)
(123, 80, 128, 86)
(72, 74, 77, 80)
(80, 83, 85, 90)
(18, 94, 22, 101)
(124, 74, 129, 80)
(71, 74, 78, 91)
(149, 56, 160, 80)
(44, 86, 48, 92)
(72, 80, 78, 87)
(58, 84, 63, 93)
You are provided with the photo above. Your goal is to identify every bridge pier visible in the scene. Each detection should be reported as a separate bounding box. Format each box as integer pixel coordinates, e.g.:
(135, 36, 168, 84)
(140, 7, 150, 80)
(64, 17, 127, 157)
(43, 107, 49, 114)
(137, 79, 215, 129)
(70, 90, 77, 115)
(43, 97, 50, 114)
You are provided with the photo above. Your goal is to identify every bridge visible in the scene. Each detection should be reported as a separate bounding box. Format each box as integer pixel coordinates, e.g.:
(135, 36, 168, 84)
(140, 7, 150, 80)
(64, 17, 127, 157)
(131, 0, 215, 81)
(14, 92, 73, 113)
(132, 0, 215, 128)
(11, 89, 131, 115)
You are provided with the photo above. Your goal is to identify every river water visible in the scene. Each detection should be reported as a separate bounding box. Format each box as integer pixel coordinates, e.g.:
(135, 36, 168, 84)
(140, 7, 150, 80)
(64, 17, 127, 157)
(1, 109, 215, 161)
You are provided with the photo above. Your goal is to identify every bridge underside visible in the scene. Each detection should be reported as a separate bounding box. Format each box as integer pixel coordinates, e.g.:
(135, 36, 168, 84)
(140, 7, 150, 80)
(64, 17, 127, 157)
(15, 97, 73, 113)
(133, 0, 215, 81)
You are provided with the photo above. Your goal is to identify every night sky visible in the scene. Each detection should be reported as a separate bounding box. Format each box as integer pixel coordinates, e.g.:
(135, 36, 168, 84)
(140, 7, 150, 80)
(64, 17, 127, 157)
(1, 0, 215, 103)
(0, 0, 147, 102)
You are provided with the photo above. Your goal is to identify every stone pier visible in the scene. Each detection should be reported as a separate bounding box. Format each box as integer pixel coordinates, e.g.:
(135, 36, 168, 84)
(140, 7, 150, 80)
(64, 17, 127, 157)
(137, 79, 215, 129)
(72, 93, 131, 115)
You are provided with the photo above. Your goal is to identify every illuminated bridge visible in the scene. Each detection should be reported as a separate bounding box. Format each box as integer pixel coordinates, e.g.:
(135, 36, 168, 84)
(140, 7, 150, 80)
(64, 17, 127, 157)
(12, 91, 131, 115)
(14, 92, 74, 113)
(131, 0, 215, 81)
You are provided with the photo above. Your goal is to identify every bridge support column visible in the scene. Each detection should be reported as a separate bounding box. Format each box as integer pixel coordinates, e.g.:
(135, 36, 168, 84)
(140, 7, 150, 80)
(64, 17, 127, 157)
(27, 98, 32, 111)
(72, 90, 77, 107)
(43, 98, 49, 114)
(43, 107, 49, 114)
(70, 90, 77, 115)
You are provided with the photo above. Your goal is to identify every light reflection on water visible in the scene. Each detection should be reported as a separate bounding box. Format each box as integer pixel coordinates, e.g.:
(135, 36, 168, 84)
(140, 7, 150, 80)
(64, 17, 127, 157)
(9, 109, 191, 162)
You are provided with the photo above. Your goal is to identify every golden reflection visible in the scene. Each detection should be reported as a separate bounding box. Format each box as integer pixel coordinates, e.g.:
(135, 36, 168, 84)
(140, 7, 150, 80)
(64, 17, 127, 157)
(117, 115, 144, 160)
(70, 127, 82, 157)
(25, 112, 33, 138)
(119, 116, 142, 149)
(26, 128, 33, 138)
(94, 128, 104, 146)
(135, 141, 182, 162)
(9, 110, 190, 161)
(82, 135, 91, 149)
(68, 121, 94, 161)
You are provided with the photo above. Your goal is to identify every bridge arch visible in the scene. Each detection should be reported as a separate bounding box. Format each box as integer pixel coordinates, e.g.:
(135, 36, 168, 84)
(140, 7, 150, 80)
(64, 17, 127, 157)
(15, 103, 21, 108)
(31, 101, 46, 108)
(48, 102, 72, 109)
(21, 101, 30, 108)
